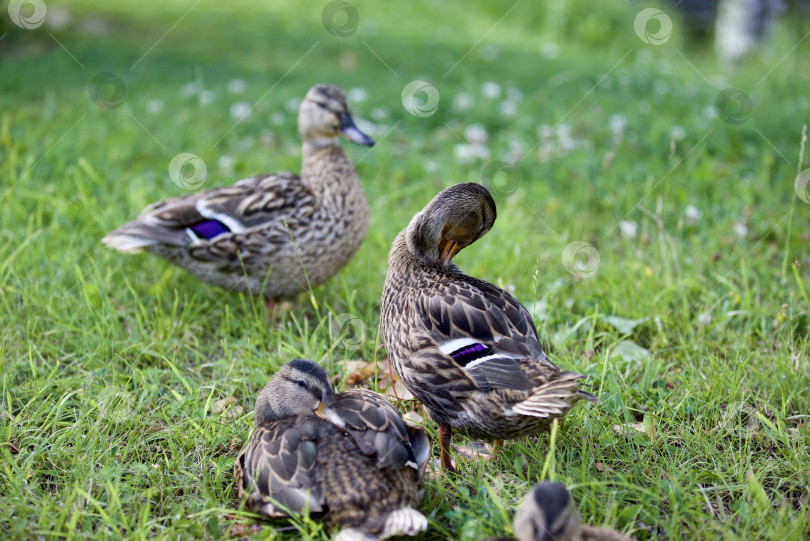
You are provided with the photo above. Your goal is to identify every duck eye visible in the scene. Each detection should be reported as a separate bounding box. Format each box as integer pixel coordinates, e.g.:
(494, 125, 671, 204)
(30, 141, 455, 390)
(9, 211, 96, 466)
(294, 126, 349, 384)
(297, 379, 307, 388)
(315, 101, 328, 110)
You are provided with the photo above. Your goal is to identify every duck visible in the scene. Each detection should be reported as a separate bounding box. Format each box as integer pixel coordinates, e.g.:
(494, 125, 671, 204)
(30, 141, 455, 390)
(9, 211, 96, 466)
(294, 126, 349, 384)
(380, 182, 595, 470)
(487, 482, 633, 541)
(234, 359, 430, 540)
(102, 84, 375, 301)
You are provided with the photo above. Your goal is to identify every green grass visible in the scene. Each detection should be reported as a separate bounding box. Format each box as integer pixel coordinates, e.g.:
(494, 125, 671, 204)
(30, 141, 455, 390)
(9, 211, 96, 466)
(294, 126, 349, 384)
(1, 0, 809, 539)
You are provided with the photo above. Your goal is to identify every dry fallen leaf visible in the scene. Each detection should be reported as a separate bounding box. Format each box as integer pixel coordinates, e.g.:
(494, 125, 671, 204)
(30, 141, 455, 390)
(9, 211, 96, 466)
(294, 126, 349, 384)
(595, 462, 614, 473)
(229, 523, 250, 537)
(341, 360, 381, 387)
(336, 359, 368, 374)
(453, 441, 493, 460)
(5, 439, 19, 455)
(402, 410, 424, 424)
(613, 423, 645, 436)
(425, 457, 456, 480)
(214, 397, 245, 421)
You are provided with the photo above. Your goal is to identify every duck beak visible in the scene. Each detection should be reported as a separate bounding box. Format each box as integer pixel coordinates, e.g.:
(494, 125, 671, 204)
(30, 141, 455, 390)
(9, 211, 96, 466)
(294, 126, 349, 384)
(314, 393, 334, 420)
(440, 239, 461, 265)
(338, 112, 375, 147)
(314, 401, 328, 419)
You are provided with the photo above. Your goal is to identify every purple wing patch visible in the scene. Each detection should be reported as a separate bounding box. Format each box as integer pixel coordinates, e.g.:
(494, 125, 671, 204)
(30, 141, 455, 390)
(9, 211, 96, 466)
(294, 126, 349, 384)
(190, 220, 229, 240)
(449, 342, 493, 367)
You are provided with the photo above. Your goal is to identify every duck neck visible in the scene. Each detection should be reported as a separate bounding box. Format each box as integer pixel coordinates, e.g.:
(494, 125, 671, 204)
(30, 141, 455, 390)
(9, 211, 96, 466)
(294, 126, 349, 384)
(301, 138, 357, 196)
(405, 212, 443, 266)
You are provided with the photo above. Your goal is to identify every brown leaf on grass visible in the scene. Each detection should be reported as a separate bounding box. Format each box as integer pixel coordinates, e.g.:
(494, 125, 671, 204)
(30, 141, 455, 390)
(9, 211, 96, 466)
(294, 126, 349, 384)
(425, 457, 456, 480)
(595, 462, 614, 473)
(613, 416, 656, 438)
(612, 423, 645, 436)
(336, 359, 368, 375)
(339, 359, 381, 387)
(453, 441, 493, 460)
(213, 398, 245, 421)
(5, 439, 19, 455)
(229, 523, 250, 538)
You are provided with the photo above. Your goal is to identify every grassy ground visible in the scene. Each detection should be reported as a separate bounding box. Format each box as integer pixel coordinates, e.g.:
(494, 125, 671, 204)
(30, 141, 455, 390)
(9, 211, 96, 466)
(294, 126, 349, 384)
(1, 0, 809, 539)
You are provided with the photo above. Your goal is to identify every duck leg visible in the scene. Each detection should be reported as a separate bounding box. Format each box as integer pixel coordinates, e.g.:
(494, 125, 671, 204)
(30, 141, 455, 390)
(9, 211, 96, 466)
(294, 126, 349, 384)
(438, 424, 456, 472)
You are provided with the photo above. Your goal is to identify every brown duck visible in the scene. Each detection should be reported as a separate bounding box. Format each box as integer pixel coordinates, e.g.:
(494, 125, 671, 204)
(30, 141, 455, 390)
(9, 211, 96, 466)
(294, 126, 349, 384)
(380, 183, 595, 470)
(234, 359, 430, 540)
(487, 482, 632, 541)
(103, 84, 374, 301)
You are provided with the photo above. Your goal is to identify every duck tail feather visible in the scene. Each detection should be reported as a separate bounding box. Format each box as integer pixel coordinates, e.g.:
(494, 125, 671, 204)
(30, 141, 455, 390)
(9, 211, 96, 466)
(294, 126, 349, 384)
(380, 506, 428, 539)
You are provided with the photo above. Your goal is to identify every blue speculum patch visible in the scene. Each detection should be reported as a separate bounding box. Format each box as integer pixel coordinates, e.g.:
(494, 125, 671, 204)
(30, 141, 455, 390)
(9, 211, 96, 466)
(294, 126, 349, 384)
(190, 220, 229, 240)
(450, 343, 492, 366)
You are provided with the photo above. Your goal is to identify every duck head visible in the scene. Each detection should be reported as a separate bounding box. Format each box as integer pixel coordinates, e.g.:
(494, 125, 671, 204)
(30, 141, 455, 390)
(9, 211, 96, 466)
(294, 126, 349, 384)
(512, 482, 582, 541)
(405, 182, 496, 267)
(298, 84, 375, 147)
(253, 359, 336, 427)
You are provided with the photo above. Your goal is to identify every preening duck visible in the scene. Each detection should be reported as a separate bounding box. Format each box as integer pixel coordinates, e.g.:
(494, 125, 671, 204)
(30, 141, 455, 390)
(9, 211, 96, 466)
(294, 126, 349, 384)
(380, 182, 595, 470)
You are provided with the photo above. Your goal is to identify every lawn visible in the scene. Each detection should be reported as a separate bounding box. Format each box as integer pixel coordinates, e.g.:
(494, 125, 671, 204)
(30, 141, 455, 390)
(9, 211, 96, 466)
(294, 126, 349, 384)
(1, 0, 809, 539)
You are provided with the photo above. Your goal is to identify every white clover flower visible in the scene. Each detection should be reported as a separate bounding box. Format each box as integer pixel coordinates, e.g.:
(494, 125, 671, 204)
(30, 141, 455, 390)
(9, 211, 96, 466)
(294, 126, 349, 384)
(230, 102, 252, 120)
(269, 112, 285, 125)
(506, 87, 522, 102)
(180, 81, 199, 98)
(199, 90, 214, 105)
(227, 79, 247, 94)
(537, 124, 554, 139)
(609, 114, 626, 137)
(452, 93, 474, 111)
(619, 220, 638, 239)
(685, 205, 702, 224)
(464, 123, 488, 144)
(145, 99, 163, 114)
(498, 100, 517, 116)
(348, 87, 368, 103)
(454, 144, 477, 164)
(370, 107, 388, 121)
(218, 155, 233, 170)
(480, 81, 502, 99)
(733, 222, 748, 238)
(471, 143, 491, 161)
(507, 138, 526, 162)
(285, 97, 301, 113)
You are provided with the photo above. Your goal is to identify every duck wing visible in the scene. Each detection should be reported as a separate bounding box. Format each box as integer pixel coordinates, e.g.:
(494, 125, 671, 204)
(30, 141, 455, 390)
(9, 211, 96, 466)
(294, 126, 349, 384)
(331, 389, 429, 474)
(417, 277, 558, 392)
(234, 416, 325, 517)
(102, 172, 313, 252)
